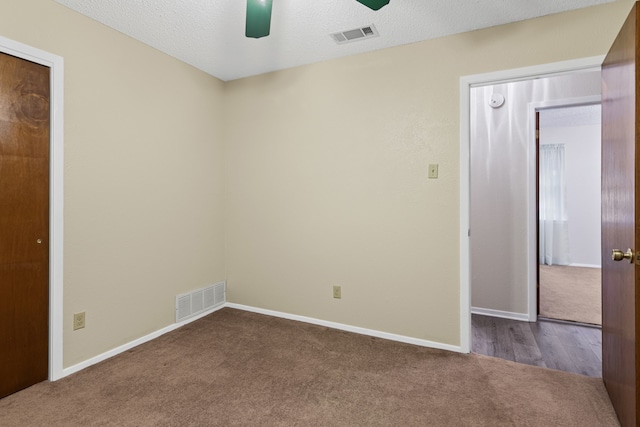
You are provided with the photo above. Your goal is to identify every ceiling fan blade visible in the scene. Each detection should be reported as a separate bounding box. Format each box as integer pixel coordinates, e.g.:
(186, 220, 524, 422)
(246, 0, 273, 38)
(355, 0, 390, 11)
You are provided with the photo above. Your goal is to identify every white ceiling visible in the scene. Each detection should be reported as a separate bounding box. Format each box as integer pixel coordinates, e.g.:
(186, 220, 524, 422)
(54, 0, 615, 81)
(541, 104, 602, 128)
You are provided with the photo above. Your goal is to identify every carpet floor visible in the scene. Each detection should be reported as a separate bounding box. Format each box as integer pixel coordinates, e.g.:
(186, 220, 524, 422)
(540, 265, 601, 325)
(0, 308, 619, 426)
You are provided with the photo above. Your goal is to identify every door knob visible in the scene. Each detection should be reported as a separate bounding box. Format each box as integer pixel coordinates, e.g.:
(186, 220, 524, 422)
(612, 248, 634, 263)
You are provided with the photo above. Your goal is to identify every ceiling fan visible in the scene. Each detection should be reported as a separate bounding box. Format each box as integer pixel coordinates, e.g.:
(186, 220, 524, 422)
(246, 0, 390, 38)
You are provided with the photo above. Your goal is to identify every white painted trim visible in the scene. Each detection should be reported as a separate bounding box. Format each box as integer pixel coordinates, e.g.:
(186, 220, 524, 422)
(63, 300, 463, 378)
(569, 263, 601, 269)
(459, 76, 471, 354)
(62, 304, 226, 378)
(529, 95, 602, 112)
(471, 307, 530, 322)
(0, 35, 65, 381)
(465, 56, 606, 87)
(527, 95, 602, 322)
(226, 303, 463, 353)
(460, 56, 605, 353)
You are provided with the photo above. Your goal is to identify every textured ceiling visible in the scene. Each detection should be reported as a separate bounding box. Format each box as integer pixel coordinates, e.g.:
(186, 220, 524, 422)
(54, 0, 615, 81)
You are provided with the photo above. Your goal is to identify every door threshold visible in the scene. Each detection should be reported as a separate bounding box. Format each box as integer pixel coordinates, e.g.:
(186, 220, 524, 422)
(537, 316, 601, 329)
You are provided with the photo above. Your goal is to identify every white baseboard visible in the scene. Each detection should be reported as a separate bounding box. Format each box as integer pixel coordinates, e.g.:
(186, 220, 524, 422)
(61, 304, 226, 378)
(569, 263, 601, 269)
(471, 307, 530, 322)
(226, 303, 463, 353)
(61, 301, 464, 380)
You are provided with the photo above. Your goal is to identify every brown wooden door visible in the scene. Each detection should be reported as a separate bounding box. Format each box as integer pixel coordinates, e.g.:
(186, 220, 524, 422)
(0, 52, 50, 398)
(601, 3, 640, 426)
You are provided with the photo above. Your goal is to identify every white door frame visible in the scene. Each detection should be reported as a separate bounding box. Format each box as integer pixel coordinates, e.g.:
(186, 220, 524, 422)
(0, 35, 64, 380)
(459, 56, 604, 353)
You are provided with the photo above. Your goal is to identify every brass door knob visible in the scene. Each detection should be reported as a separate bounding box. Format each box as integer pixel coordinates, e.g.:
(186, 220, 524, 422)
(612, 248, 634, 263)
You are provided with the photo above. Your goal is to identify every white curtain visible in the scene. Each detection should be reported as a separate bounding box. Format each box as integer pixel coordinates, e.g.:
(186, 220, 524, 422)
(539, 144, 570, 265)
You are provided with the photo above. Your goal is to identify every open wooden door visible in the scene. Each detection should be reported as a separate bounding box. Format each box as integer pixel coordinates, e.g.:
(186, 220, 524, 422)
(601, 2, 640, 426)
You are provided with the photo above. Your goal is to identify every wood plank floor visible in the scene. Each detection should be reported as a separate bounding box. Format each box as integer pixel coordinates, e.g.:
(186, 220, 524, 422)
(472, 314, 602, 377)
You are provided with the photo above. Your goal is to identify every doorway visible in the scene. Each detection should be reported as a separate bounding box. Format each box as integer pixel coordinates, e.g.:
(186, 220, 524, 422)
(0, 35, 64, 384)
(537, 104, 602, 327)
(461, 59, 604, 376)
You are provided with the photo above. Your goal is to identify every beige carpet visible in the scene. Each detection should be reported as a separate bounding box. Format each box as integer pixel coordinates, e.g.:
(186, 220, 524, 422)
(540, 265, 601, 325)
(0, 308, 618, 426)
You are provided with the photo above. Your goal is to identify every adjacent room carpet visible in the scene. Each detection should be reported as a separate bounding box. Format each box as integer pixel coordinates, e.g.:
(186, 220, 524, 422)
(0, 308, 618, 426)
(540, 265, 601, 325)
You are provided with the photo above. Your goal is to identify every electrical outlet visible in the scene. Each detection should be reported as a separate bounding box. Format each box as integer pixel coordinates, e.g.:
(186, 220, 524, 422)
(73, 312, 86, 330)
(333, 285, 341, 299)
(428, 164, 439, 179)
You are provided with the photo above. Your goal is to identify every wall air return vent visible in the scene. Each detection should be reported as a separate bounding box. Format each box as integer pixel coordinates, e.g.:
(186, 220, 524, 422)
(175, 281, 226, 323)
(330, 24, 379, 45)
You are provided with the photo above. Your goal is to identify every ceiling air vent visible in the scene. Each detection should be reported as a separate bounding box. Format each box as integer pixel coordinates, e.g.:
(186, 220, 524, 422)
(331, 24, 379, 45)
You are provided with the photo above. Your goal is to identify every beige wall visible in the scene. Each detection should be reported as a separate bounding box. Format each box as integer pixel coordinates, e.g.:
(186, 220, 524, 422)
(0, 0, 634, 369)
(0, 0, 226, 366)
(224, 0, 634, 346)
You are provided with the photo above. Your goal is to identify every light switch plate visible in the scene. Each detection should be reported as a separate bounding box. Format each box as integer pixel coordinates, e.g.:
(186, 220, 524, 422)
(428, 164, 439, 179)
